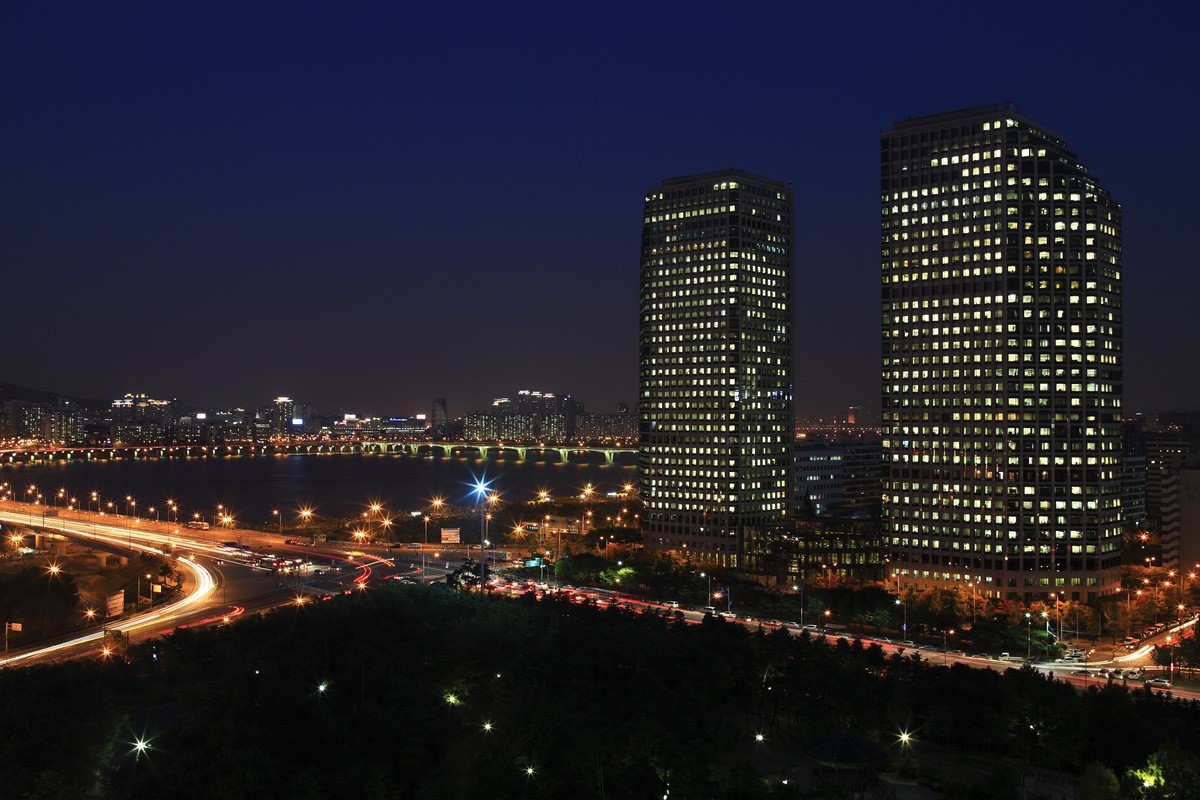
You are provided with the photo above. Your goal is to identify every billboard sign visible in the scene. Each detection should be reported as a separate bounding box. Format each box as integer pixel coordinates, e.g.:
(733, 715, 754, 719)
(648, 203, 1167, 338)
(441, 528, 460, 544)
(106, 590, 125, 619)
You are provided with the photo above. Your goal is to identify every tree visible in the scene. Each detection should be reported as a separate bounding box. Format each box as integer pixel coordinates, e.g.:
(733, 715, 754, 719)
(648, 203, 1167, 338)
(1130, 742, 1200, 800)
(1077, 761, 1120, 800)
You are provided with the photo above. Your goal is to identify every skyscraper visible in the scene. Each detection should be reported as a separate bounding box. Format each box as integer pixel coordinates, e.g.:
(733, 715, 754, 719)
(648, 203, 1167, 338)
(882, 105, 1123, 603)
(430, 397, 449, 438)
(639, 169, 794, 567)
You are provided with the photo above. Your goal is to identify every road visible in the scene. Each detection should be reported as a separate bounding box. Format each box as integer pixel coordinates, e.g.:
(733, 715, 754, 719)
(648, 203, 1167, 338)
(512, 585, 1200, 702)
(0, 507, 419, 667)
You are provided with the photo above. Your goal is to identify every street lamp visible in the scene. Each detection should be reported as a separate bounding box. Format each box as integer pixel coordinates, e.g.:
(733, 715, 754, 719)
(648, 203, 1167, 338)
(1025, 612, 1032, 660)
(272, 509, 281, 535)
(943, 629, 955, 663)
(299, 507, 314, 543)
(896, 598, 907, 638)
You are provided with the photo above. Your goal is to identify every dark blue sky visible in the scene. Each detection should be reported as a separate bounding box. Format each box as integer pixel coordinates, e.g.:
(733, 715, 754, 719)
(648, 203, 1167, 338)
(3, 3, 1197, 419)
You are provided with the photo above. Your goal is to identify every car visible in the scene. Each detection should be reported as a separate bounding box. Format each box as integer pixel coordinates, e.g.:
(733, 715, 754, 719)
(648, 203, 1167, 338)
(1073, 669, 1092, 676)
(1097, 668, 1110, 677)
(702, 606, 717, 614)
(901, 640, 916, 647)
(1111, 668, 1125, 678)
(785, 621, 802, 629)
(664, 600, 680, 608)
(764, 619, 783, 627)
(947, 650, 965, 657)
(803, 624, 818, 630)
(718, 611, 736, 619)
(1146, 678, 1172, 689)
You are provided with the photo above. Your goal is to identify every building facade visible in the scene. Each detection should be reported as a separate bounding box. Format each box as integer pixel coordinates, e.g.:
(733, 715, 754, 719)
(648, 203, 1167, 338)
(639, 169, 794, 567)
(882, 105, 1123, 603)
(794, 442, 845, 516)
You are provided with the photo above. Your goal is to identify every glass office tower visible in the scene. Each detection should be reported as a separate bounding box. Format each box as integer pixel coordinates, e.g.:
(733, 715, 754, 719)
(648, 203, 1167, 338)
(639, 169, 794, 567)
(882, 105, 1123, 602)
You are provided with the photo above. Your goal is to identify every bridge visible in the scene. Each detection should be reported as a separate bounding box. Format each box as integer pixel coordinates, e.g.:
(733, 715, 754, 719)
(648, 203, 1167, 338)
(0, 440, 637, 466)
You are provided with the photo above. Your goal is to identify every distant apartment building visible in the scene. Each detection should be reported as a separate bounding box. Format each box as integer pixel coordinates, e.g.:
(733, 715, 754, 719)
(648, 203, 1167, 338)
(113, 421, 164, 445)
(574, 407, 636, 443)
(43, 406, 85, 446)
(112, 393, 174, 427)
(461, 389, 581, 442)
(5, 401, 47, 441)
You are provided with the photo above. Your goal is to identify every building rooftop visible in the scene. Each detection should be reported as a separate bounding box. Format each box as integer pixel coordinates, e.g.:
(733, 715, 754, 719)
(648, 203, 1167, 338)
(656, 168, 787, 189)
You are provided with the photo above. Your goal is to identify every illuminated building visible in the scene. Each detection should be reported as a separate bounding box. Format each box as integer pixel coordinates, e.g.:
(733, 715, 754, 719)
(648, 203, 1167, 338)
(430, 397, 449, 438)
(882, 105, 1123, 602)
(639, 169, 794, 567)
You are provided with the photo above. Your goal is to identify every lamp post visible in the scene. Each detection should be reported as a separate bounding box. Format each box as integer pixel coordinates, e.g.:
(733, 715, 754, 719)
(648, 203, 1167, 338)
(943, 629, 955, 663)
(1025, 612, 1032, 660)
(299, 508, 314, 544)
(896, 598, 907, 638)
(272, 509, 281, 535)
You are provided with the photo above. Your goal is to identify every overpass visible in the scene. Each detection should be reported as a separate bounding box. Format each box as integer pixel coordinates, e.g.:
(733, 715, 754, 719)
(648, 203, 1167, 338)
(0, 440, 637, 466)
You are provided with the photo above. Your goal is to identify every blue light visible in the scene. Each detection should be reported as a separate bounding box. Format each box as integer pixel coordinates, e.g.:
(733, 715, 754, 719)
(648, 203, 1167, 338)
(468, 471, 493, 502)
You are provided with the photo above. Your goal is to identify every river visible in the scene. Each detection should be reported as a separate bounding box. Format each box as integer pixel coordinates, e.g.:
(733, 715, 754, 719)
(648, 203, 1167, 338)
(2, 452, 637, 525)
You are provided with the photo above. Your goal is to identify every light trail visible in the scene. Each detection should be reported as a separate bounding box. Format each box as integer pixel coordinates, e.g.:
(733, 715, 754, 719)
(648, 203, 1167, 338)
(0, 511, 217, 668)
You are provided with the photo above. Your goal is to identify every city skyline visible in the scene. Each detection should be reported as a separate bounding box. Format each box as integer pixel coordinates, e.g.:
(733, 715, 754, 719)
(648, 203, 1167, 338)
(4, 5, 1199, 418)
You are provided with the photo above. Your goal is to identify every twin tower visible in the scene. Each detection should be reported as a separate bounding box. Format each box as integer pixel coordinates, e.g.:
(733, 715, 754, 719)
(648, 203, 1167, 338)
(637, 104, 1123, 603)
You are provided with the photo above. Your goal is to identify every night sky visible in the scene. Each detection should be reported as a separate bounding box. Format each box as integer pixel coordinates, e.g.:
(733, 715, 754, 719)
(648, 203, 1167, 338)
(3, 4, 1198, 420)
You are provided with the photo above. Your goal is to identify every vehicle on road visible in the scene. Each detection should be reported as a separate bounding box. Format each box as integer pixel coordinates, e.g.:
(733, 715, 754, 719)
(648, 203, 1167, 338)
(1146, 678, 1172, 690)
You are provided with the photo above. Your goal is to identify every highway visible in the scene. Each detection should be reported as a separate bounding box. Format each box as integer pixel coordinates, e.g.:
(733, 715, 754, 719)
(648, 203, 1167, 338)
(0, 507, 412, 668)
(504, 585, 1200, 702)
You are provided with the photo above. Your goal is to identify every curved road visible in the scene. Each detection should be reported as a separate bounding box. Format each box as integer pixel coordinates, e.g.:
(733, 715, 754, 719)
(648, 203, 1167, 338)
(0, 508, 397, 667)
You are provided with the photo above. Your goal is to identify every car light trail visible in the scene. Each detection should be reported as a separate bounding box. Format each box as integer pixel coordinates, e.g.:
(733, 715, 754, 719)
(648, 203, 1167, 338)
(0, 510, 217, 668)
